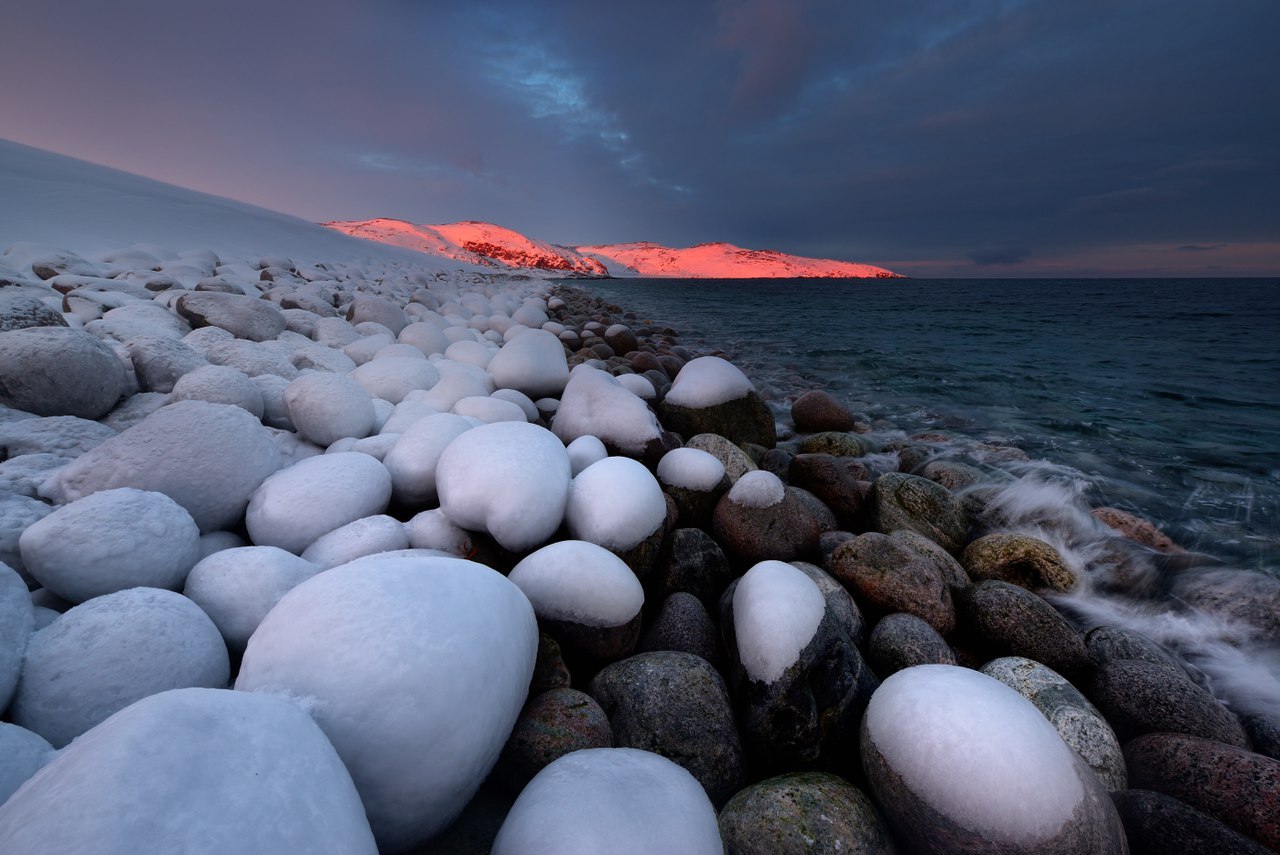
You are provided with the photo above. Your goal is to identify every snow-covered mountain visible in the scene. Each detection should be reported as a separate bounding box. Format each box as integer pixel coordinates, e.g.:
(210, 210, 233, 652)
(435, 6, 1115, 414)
(325, 219, 607, 276)
(326, 219, 900, 279)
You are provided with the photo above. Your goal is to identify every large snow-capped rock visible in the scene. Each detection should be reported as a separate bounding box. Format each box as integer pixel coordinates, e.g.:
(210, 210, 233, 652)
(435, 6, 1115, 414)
(0, 688, 377, 855)
(235, 555, 538, 851)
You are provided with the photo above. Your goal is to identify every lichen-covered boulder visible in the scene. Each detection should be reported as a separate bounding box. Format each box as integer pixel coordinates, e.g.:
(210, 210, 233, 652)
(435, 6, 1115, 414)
(718, 772, 896, 855)
(961, 533, 1079, 593)
(868, 472, 968, 555)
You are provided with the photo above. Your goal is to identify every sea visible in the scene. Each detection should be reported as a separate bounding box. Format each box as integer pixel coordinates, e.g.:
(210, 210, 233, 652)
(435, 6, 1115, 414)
(574, 277, 1280, 572)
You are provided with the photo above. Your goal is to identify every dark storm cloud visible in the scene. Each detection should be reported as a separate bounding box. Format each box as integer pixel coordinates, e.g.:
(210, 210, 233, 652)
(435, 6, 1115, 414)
(2, 0, 1277, 275)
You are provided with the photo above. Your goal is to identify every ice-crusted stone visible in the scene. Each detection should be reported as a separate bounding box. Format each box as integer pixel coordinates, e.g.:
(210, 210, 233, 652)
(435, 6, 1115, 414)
(124, 334, 208, 393)
(437, 421, 571, 552)
(0, 327, 127, 418)
(245, 452, 392, 554)
(383, 413, 473, 507)
(488, 328, 570, 398)
(0, 414, 116, 459)
(452, 394, 527, 423)
(404, 509, 475, 558)
(492, 748, 723, 855)
(11, 587, 229, 747)
(300, 514, 409, 569)
(553, 366, 663, 456)
(861, 664, 1126, 854)
(0, 688, 376, 855)
(236, 556, 538, 851)
(175, 291, 286, 341)
(43, 400, 282, 532)
(510, 540, 644, 629)
(0, 291, 67, 332)
(660, 357, 775, 448)
(0, 562, 34, 714)
(0, 722, 53, 805)
(169, 363, 264, 418)
(566, 456, 667, 552)
(182, 546, 319, 651)
(351, 356, 439, 404)
(19, 487, 202, 603)
(0, 494, 51, 579)
(283, 372, 375, 446)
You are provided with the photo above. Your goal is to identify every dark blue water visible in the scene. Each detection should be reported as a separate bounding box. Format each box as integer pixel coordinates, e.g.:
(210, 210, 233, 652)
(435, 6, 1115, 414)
(576, 277, 1280, 569)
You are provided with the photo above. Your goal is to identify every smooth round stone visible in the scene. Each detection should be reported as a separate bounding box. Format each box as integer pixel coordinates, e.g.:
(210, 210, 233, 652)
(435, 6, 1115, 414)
(713, 485, 821, 566)
(1110, 788, 1273, 855)
(0, 722, 53, 805)
(19, 487, 202, 603)
(830, 531, 959, 635)
(787, 453, 869, 529)
(346, 294, 408, 335)
(868, 612, 956, 677)
(1085, 624, 1196, 680)
(0, 688, 376, 855)
(656, 527, 735, 611)
(861, 664, 1126, 854)
(659, 358, 775, 449)
(1172, 569, 1280, 642)
(921, 459, 986, 492)
(959, 580, 1091, 675)
(236, 557, 538, 851)
(182, 546, 319, 651)
(350, 356, 439, 404)
(798, 431, 870, 457)
(982, 656, 1127, 791)
(718, 772, 896, 855)
(0, 291, 67, 332)
(1092, 507, 1184, 553)
(43, 400, 282, 532)
(790, 390, 858, 433)
(452, 394, 527, 423)
(488, 328, 570, 398)
(492, 748, 723, 855)
(1088, 659, 1248, 747)
(566, 456, 667, 552)
(300, 514, 409, 569)
(962, 533, 1079, 593)
(175, 291, 286, 341)
(398, 321, 450, 356)
(246, 452, 392, 554)
(124, 334, 208, 393)
(169, 363, 264, 418)
(10, 588, 229, 748)
(589, 651, 746, 806)
(868, 472, 968, 555)
(1125, 732, 1280, 850)
(0, 327, 127, 418)
(0, 563, 34, 713)
(685, 433, 758, 483)
(638, 592, 723, 670)
(497, 688, 613, 788)
(281, 372, 376, 446)
(383, 413, 473, 507)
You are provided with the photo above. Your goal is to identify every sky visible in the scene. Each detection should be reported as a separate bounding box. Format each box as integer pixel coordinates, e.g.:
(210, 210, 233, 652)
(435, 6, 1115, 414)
(2, 0, 1278, 277)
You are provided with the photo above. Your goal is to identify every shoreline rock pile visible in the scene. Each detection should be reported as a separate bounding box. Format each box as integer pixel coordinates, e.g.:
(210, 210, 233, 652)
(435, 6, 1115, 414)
(0, 243, 1277, 853)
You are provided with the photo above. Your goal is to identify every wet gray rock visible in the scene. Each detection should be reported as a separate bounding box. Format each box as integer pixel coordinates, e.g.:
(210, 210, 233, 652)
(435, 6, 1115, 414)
(982, 656, 1127, 791)
(638, 592, 723, 671)
(868, 472, 968, 555)
(958, 580, 1090, 675)
(660, 391, 776, 449)
(718, 772, 897, 855)
(175, 291, 286, 342)
(1085, 624, 1202, 683)
(867, 613, 956, 676)
(0, 327, 127, 418)
(1088, 659, 1248, 747)
(1125, 732, 1280, 850)
(830, 531, 961, 636)
(530, 632, 571, 694)
(961, 533, 1079, 593)
(798, 431, 871, 457)
(589, 651, 745, 806)
(1172, 569, 1280, 642)
(1243, 714, 1280, 762)
(790, 390, 858, 434)
(496, 688, 612, 789)
(787, 453, 868, 530)
(1110, 789, 1273, 855)
(920, 459, 985, 492)
(654, 528, 735, 611)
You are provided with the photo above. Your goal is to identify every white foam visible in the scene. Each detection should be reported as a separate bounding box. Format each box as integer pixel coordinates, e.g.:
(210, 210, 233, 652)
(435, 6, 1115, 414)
(508, 540, 644, 627)
(865, 664, 1084, 841)
(733, 561, 826, 683)
(727, 469, 786, 508)
(566, 456, 668, 551)
(664, 356, 755, 408)
(657, 447, 727, 491)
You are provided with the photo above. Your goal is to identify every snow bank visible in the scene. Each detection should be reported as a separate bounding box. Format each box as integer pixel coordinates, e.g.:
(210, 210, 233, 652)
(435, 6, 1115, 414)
(508, 540, 644, 628)
(236, 556, 538, 851)
(493, 748, 722, 855)
(733, 561, 826, 684)
(0, 688, 376, 854)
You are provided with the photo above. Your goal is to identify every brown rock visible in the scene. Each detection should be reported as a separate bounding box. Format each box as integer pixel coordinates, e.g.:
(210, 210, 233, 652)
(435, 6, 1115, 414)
(868, 472, 968, 555)
(1092, 507, 1185, 553)
(830, 532, 957, 636)
(790, 390, 858, 433)
(961, 533, 1079, 593)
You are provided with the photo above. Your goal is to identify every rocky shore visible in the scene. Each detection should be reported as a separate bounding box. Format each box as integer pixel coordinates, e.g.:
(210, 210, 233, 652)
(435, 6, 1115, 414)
(0, 246, 1277, 854)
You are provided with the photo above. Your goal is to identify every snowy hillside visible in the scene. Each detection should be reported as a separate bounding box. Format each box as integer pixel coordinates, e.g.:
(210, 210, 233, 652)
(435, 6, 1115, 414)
(577, 241, 901, 279)
(0, 139, 472, 271)
(325, 219, 607, 276)
(326, 219, 900, 279)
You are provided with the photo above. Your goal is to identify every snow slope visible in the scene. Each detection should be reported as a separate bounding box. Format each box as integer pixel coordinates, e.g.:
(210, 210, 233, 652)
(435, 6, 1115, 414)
(0, 139, 470, 270)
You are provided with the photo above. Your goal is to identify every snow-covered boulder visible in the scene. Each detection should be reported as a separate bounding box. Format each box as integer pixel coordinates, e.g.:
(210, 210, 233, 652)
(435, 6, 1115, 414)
(404, 509, 474, 557)
(492, 748, 723, 855)
(0, 688, 376, 854)
(509, 540, 644, 629)
(659, 356, 775, 448)
(236, 556, 538, 851)
(0, 562, 33, 714)
(436, 421, 571, 552)
(861, 664, 1126, 854)
(0, 327, 128, 419)
(350, 356, 439, 404)
(175, 291, 286, 341)
(43, 400, 282, 532)
(566, 434, 608, 476)
(383, 413, 474, 507)
(300, 514, 409, 569)
(566, 456, 667, 552)
(19, 487, 202, 603)
(169, 363, 264, 418)
(552, 366, 663, 457)
(245, 452, 392, 554)
(182, 546, 319, 651)
(488, 328, 569, 399)
(124, 334, 208, 393)
(451, 394, 527, 423)
(398, 321, 449, 356)
(282, 372, 375, 446)
(0, 722, 53, 805)
(10, 588, 229, 747)
(732, 561, 825, 685)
